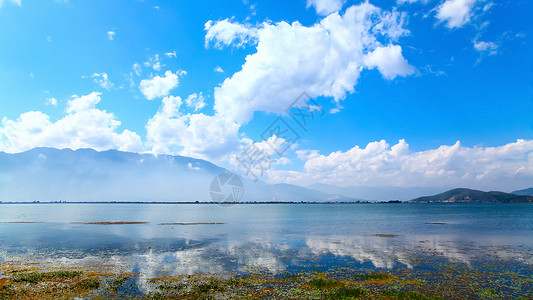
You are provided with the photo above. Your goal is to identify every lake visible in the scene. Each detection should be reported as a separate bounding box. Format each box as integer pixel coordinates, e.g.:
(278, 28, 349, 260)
(1, 203, 532, 298)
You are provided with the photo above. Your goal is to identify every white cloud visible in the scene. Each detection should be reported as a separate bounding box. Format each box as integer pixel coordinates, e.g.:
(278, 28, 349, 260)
(211, 3, 412, 123)
(145, 97, 242, 161)
(107, 30, 115, 40)
(165, 51, 177, 58)
(473, 40, 498, 55)
(0, 92, 143, 153)
(0, 0, 21, 7)
(266, 139, 533, 191)
(185, 93, 206, 112)
(364, 45, 415, 80)
(91, 72, 114, 90)
(436, 0, 477, 29)
(178, 113, 243, 161)
(306, 0, 345, 16)
(46, 36, 52, 42)
(66, 92, 102, 113)
(157, 4, 410, 161)
(139, 70, 181, 100)
(205, 19, 258, 49)
(145, 96, 187, 154)
(144, 54, 164, 71)
(214, 66, 224, 73)
(45, 97, 57, 106)
(397, 0, 429, 5)
(132, 63, 142, 76)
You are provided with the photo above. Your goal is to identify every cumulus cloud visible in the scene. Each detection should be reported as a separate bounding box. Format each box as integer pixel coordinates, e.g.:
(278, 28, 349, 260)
(364, 45, 415, 79)
(266, 139, 533, 191)
(436, 0, 477, 29)
(145, 96, 187, 154)
(0, 92, 143, 153)
(205, 19, 258, 49)
(145, 96, 242, 161)
(214, 66, 224, 73)
(211, 2, 413, 123)
(306, 0, 345, 16)
(139, 70, 182, 100)
(66, 92, 102, 113)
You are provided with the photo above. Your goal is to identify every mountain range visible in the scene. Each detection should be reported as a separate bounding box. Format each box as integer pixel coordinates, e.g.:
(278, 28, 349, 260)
(308, 183, 449, 202)
(1, 148, 531, 203)
(0, 148, 352, 203)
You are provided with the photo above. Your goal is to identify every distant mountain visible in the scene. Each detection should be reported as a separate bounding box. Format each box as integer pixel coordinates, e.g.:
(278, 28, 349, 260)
(409, 188, 533, 203)
(512, 188, 533, 196)
(309, 183, 447, 202)
(0, 148, 352, 203)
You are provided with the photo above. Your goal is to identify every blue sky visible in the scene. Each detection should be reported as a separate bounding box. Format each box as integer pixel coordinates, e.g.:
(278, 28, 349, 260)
(0, 0, 532, 191)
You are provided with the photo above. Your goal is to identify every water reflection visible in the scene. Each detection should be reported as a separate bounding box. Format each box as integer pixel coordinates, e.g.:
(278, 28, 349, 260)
(1, 203, 533, 282)
(2, 229, 533, 284)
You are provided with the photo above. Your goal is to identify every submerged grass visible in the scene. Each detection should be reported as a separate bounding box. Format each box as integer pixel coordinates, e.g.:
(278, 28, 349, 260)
(328, 287, 367, 299)
(354, 272, 394, 281)
(11, 271, 82, 283)
(308, 278, 344, 289)
(381, 290, 445, 300)
(1, 260, 532, 299)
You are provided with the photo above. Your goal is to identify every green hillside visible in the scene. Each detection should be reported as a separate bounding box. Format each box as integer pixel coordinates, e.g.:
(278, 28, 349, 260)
(410, 188, 533, 203)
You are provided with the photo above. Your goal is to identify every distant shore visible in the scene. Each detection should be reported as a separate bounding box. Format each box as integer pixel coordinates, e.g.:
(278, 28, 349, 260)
(1, 200, 531, 204)
(0, 201, 391, 204)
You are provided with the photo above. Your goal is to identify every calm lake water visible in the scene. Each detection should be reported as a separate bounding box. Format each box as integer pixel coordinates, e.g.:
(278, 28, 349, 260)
(1, 203, 533, 277)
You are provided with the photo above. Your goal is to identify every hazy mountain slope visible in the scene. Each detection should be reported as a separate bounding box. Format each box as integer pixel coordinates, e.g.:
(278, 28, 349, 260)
(512, 188, 533, 196)
(0, 148, 351, 203)
(409, 188, 533, 203)
(309, 183, 446, 202)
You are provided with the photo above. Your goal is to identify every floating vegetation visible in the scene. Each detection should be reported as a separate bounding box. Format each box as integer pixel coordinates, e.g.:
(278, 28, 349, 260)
(308, 278, 344, 289)
(11, 270, 82, 283)
(381, 290, 445, 300)
(75, 221, 148, 225)
(373, 234, 399, 238)
(328, 287, 367, 299)
(354, 272, 394, 281)
(77, 279, 101, 290)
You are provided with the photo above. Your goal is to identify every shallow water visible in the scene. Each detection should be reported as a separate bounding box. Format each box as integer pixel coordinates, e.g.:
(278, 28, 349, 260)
(1, 203, 533, 277)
